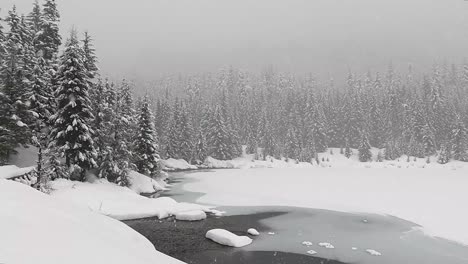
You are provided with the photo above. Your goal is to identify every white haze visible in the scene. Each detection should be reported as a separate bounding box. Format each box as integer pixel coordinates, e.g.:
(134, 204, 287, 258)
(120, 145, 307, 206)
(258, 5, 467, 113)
(6, 0, 468, 81)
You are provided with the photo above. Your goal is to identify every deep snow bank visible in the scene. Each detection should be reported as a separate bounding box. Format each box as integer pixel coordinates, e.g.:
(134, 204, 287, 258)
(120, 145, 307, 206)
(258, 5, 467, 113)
(48, 178, 214, 220)
(0, 179, 183, 264)
(183, 167, 468, 245)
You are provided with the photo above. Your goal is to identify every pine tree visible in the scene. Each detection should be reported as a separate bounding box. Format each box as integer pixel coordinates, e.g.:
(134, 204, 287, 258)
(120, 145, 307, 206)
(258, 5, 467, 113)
(178, 102, 194, 162)
(37, 0, 61, 61)
(0, 7, 34, 162)
(49, 31, 97, 180)
(28, 54, 53, 188)
(82, 31, 98, 79)
(134, 95, 161, 179)
(285, 126, 300, 160)
(451, 119, 467, 161)
(207, 105, 235, 160)
(344, 138, 352, 159)
(358, 133, 372, 162)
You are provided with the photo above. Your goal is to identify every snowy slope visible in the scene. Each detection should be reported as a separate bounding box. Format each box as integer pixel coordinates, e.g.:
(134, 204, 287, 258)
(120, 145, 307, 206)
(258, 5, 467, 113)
(0, 179, 184, 264)
(183, 167, 468, 246)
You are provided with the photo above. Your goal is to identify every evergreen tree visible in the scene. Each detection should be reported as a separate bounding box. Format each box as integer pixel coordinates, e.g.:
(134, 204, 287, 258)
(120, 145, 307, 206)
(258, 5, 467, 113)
(82, 31, 98, 79)
(0, 7, 34, 162)
(451, 119, 467, 161)
(37, 0, 61, 61)
(178, 102, 194, 162)
(134, 95, 161, 179)
(358, 133, 372, 162)
(207, 105, 235, 160)
(28, 53, 53, 188)
(49, 31, 97, 180)
(285, 126, 300, 160)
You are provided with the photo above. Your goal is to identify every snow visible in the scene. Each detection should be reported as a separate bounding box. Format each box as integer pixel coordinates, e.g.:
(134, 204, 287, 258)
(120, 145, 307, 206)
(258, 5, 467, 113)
(205, 229, 253, 247)
(319, 242, 335, 249)
(366, 249, 382, 256)
(307, 250, 318, 255)
(182, 167, 468, 245)
(161, 158, 197, 171)
(0, 179, 183, 264)
(175, 210, 207, 221)
(247, 228, 260, 236)
(48, 178, 214, 220)
(302, 241, 313, 246)
(352, 247, 358, 250)
(127, 170, 167, 194)
(202, 155, 313, 169)
(0, 165, 34, 179)
(268, 232, 275, 235)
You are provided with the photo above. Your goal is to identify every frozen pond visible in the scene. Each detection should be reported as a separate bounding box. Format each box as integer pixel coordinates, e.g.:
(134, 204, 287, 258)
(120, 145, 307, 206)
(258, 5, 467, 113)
(158, 170, 468, 264)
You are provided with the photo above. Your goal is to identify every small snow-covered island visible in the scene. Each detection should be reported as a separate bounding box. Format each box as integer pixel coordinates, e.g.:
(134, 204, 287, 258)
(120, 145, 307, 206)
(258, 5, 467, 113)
(2, 1, 468, 264)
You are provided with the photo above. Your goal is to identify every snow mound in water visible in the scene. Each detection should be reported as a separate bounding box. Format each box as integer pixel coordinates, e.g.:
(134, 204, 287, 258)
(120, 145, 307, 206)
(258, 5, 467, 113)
(0, 179, 183, 264)
(175, 210, 207, 221)
(247, 228, 260, 236)
(319, 242, 335, 249)
(302, 241, 313, 246)
(366, 249, 382, 256)
(206, 229, 252, 247)
(307, 250, 317, 255)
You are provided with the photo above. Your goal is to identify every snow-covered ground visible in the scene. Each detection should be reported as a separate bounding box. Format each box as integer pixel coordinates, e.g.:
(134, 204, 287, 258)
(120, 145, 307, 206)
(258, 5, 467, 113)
(0, 179, 183, 264)
(183, 167, 468, 246)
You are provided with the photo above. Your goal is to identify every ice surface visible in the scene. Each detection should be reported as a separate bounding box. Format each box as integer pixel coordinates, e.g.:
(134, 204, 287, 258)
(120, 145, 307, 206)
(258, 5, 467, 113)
(183, 167, 468, 245)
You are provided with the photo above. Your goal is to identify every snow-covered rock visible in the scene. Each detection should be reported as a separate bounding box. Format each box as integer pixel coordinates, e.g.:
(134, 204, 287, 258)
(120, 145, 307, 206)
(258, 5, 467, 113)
(268, 232, 275, 235)
(175, 210, 207, 221)
(205, 229, 252, 247)
(0, 165, 34, 179)
(127, 170, 167, 194)
(0, 179, 183, 264)
(318, 242, 335, 249)
(247, 228, 260, 236)
(366, 249, 382, 256)
(302, 241, 313, 246)
(161, 158, 197, 171)
(306, 250, 317, 255)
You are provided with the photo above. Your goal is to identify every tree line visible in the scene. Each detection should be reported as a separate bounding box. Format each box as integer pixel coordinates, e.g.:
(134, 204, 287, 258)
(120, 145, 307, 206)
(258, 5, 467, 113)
(150, 63, 468, 164)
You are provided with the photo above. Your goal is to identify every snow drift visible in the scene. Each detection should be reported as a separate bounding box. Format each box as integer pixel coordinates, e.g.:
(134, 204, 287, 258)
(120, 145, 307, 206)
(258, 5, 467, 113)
(0, 179, 183, 264)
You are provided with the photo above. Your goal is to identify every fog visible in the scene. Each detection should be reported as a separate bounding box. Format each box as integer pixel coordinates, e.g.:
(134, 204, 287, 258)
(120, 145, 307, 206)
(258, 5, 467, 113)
(6, 0, 468, 81)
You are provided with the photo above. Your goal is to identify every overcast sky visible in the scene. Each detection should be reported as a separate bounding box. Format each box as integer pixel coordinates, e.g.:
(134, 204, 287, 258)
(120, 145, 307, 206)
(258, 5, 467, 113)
(6, 0, 468, 81)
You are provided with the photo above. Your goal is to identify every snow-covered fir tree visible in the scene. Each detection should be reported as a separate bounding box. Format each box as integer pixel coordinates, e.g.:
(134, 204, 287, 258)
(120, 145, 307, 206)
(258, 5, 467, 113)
(134, 95, 161, 179)
(358, 133, 372, 162)
(49, 30, 97, 180)
(36, 0, 61, 61)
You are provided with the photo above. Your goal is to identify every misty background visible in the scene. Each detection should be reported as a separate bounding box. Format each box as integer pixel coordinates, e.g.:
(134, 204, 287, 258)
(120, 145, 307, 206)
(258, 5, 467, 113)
(6, 0, 468, 83)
